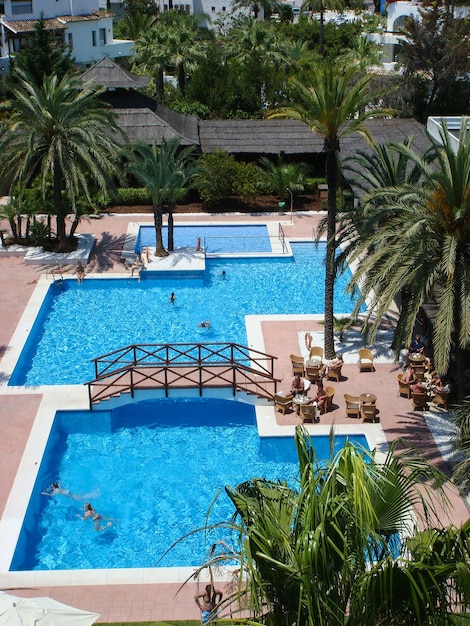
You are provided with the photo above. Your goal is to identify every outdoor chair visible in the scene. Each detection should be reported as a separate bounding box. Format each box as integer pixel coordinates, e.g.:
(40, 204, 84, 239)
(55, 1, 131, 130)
(309, 346, 323, 363)
(300, 403, 319, 424)
(274, 393, 292, 415)
(305, 364, 322, 383)
(433, 390, 449, 410)
(413, 364, 426, 382)
(397, 373, 412, 399)
(344, 393, 360, 419)
(326, 363, 343, 382)
(325, 386, 335, 413)
(358, 348, 374, 372)
(412, 392, 428, 411)
(361, 403, 379, 423)
(290, 354, 305, 377)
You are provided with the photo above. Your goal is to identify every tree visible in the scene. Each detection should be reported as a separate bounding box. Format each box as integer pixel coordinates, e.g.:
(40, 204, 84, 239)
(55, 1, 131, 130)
(345, 119, 470, 385)
(257, 156, 308, 202)
(10, 14, 74, 87)
(190, 427, 470, 625)
(452, 397, 470, 494)
(300, 0, 345, 55)
(231, 0, 282, 20)
(127, 138, 196, 256)
(269, 64, 386, 359)
(0, 71, 125, 249)
(397, 4, 470, 121)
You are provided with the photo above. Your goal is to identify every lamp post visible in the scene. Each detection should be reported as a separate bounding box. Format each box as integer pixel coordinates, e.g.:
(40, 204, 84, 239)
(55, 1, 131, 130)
(286, 187, 293, 224)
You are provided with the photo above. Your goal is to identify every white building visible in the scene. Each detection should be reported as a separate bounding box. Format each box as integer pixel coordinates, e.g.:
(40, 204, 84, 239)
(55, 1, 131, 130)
(0, 0, 134, 74)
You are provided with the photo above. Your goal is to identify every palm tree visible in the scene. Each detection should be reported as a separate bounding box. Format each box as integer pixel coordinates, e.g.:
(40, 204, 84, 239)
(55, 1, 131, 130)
(300, 0, 345, 55)
(257, 156, 308, 203)
(127, 138, 196, 256)
(269, 64, 386, 359)
(452, 397, 470, 494)
(231, 0, 282, 19)
(345, 119, 470, 383)
(0, 70, 124, 249)
(189, 427, 470, 625)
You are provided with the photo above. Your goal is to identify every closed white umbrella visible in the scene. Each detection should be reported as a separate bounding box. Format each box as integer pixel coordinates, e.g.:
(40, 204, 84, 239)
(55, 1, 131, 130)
(0, 591, 100, 625)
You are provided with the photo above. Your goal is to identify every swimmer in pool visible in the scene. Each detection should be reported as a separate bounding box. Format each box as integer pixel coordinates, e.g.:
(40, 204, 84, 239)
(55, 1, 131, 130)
(170, 292, 176, 303)
(198, 320, 211, 328)
(41, 482, 80, 500)
(77, 503, 113, 531)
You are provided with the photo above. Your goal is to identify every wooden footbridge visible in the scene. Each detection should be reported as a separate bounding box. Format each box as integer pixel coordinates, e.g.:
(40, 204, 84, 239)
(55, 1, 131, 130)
(85, 342, 280, 409)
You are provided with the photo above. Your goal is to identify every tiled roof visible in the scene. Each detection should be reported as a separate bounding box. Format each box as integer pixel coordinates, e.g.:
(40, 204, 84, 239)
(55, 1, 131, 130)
(1, 10, 112, 33)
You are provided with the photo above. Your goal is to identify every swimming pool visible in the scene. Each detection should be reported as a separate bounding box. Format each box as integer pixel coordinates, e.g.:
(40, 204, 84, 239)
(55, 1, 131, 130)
(10, 398, 369, 571)
(137, 224, 272, 253)
(9, 243, 364, 386)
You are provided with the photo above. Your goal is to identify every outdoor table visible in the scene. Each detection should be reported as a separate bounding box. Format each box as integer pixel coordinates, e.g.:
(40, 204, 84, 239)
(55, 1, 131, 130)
(306, 359, 322, 368)
(359, 393, 377, 405)
(293, 394, 312, 415)
(409, 353, 425, 366)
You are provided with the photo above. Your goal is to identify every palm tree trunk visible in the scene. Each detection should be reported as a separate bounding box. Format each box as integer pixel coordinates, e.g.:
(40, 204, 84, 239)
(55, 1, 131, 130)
(156, 68, 164, 103)
(319, 9, 325, 56)
(153, 203, 168, 257)
(178, 62, 186, 97)
(54, 161, 67, 248)
(167, 203, 175, 252)
(324, 148, 337, 359)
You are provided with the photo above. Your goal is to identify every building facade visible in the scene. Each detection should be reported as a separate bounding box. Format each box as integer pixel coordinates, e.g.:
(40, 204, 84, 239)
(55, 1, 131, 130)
(0, 0, 133, 74)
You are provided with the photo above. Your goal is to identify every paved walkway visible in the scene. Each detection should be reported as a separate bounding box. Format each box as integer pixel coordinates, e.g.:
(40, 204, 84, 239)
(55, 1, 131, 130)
(0, 211, 468, 623)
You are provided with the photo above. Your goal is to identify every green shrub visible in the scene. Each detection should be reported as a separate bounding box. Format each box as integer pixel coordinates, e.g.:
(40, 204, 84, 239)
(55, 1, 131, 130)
(194, 152, 239, 204)
(232, 162, 262, 202)
(112, 188, 152, 206)
(304, 177, 326, 193)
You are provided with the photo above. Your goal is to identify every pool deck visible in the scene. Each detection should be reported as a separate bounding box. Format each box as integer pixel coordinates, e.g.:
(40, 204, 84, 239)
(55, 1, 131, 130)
(0, 211, 468, 623)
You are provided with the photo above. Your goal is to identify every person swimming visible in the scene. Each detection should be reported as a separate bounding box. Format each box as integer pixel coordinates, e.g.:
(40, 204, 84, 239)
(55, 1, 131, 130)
(77, 502, 113, 531)
(170, 292, 176, 303)
(41, 482, 79, 500)
(198, 320, 211, 328)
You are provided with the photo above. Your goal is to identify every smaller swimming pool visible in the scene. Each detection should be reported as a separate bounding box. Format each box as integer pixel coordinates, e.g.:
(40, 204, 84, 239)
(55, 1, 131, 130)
(136, 224, 272, 253)
(10, 398, 369, 572)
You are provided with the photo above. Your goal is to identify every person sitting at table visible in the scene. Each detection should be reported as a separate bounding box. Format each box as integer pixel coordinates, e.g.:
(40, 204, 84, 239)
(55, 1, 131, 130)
(290, 373, 305, 396)
(315, 380, 328, 414)
(403, 366, 415, 384)
(435, 377, 454, 395)
(409, 334, 425, 355)
(410, 380, 428, 395)
(320, 354, 343, 378)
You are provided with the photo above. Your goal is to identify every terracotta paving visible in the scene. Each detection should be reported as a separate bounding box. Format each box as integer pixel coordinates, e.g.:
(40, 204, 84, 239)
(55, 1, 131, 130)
(0, 211, 468, 622)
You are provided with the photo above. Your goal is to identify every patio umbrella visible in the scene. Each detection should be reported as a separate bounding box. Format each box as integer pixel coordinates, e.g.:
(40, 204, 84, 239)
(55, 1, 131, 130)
(0, 591, 100, 625)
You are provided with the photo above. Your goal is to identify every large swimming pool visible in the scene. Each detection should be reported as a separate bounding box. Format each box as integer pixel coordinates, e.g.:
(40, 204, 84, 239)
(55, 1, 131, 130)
(10, 398, 369, 571)
(10, 242, 363, 386)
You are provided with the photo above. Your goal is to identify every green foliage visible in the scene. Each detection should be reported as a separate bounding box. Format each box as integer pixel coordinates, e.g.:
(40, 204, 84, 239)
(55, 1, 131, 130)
(194, 152, 238, 204)
(9, 14, 74, 88)
(258, 156, 309, 200)
(112, 187, 139, 205)
(304, 177, 326, 192)
(232, 161, 262, 202)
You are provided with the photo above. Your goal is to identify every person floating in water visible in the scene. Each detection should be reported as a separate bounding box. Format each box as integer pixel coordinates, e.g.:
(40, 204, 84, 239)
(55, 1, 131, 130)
(195, 584, 223, 624)
(170, 292, 176, 303)
(77, 502, 113, 531)
(41, 482, 79, 499)
(198, 320, 211, 328)
(76, 261, 85, 284)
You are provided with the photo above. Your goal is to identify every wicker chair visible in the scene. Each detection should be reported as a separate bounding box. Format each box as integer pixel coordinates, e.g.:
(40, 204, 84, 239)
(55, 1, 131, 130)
(274, 394, 292, 415)
(412, 392, 428, 411)
(325, 386, 335, 413)
(361, 403, 379, 422)
(397, 373, 412, 399)
(344, 393, 360, 419)
(290, 354, 305, 377)
(413, 364, 426, 381)
(326, 363, 343, 382)
(306, 364, 321, 383)
(309, 346, 324, 363)
(300, 403, 319, 423)
(358, 348, 374, 372)
(433, 390, 449, 410)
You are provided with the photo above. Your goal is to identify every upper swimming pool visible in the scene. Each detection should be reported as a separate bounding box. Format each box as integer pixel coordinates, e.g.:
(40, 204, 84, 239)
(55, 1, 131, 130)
(10, 398, 369, 571)
(136, 224, 272, 253)
(9, 242, 364, 386)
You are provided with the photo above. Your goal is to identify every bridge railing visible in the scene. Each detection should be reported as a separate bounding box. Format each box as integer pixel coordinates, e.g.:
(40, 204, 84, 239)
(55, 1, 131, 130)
(86, 342, 279, 408)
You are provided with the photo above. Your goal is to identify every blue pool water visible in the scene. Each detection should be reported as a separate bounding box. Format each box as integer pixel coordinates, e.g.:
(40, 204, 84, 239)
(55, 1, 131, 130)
(10, 243, 363, 386)
(137, 224, 272, 253)
(10, 398, 369, 571)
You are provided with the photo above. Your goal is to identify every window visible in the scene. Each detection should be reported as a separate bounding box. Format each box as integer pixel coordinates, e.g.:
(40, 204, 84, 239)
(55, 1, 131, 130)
(68, 33, 73, 48)
(0, 3, 5, 14)
(99, 27, 106, 46)
(92, 30, 97, 46)
(11, 1, 33, 14)
(222, 5, 226, 10)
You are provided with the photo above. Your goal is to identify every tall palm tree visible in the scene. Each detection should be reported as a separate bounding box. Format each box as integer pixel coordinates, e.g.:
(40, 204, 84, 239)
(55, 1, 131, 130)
(300, 0, 345, 55)
(127, 138, 196, 256)
(231, 0, 282, 19)
(0, 70, 124, 249)
(269, 64, 386, 359)
(345, 119, 470, 382)
(189, 427, 469, 626)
